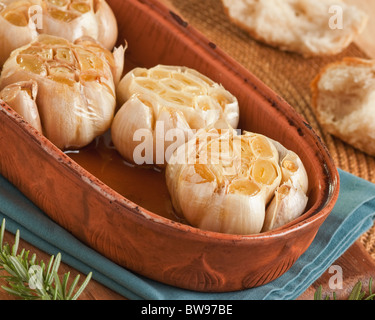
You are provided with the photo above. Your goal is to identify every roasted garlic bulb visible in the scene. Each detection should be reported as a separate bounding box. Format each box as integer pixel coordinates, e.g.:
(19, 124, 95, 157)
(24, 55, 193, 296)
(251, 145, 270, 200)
(0, 0, 118, 66)
(112, 65, 239, 166)
(0, 34, 125, 149)
(165, 129, 308, 235)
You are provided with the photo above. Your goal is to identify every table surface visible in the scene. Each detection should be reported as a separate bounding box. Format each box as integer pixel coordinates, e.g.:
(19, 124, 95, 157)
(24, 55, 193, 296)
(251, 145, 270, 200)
(1, 0, 375, 300)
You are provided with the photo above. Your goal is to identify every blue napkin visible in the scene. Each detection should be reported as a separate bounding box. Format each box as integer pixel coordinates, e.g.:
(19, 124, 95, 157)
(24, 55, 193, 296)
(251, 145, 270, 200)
(0, 168, 374, 300)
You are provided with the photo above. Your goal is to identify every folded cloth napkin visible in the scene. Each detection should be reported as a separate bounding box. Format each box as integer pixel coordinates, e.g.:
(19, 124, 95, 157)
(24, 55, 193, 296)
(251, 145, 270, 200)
(0, 168, 374, 300)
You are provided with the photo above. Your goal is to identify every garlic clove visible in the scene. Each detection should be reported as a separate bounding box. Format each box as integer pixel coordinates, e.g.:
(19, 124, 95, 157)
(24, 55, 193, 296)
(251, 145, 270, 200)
(0, 79, 42, 132)
(111, 94, 155, 165)
(262, 139, 309, 232)
(240, 131, 282, 202)
(212, 192, 266, 235)
(207, 84, 240, 129)
(174, 164, 219, 226)
(177, 179, 266, 235)
(269, 138, 309, 193)
(93, 0, 118, 50)
(155, 106, 192, 165)
(262, 182, 309, 232)
(112, 94, 193, 166)
(280, 151, 309, 194)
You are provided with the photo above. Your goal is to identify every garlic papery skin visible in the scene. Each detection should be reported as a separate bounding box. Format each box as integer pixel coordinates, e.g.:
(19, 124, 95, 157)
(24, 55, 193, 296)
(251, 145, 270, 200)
(165, 129, 283, 235)
(91, 0, 118, 51)
(0, 0, 118, 66)
(111, 94, 155, 165)
(0, 79, 42, 132)
(111, 93, 192, 166)
(0, 34, 124, 150)
(113, 65, 240, 166)
(262, 139, 309, 232)
(262, 182, 308, 232)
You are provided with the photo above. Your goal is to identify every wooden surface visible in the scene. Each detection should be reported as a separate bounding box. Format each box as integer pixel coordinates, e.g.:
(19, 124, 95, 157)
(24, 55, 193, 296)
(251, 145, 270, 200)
(1, 0, 375, 300)
(298, 241, 375, 300)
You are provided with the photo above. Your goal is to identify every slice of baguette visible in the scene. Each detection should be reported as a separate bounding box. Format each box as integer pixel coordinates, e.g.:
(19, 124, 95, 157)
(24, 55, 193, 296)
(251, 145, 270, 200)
(311, 57, 375, 156)
(221, 0, 368, 57)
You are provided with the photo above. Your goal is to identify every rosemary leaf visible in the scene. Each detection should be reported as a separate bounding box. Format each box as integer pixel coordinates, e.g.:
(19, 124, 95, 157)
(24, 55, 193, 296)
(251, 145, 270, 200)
(369, 278, 373, 296)
(62, 272, 70, 300)
(365, 294, 375, 301)
(1, 264, 18, 278)
(348, 281, 363, 300)
(66, 274, 80, 300)
(53, 271, 63, 300)
(314, 285, 323, 300)
(1, 285, 32, 299)
(0, 219, 5, 248)
(11, 230, 19, 256)
(8, 256, 28, 281)
(45, 255, 55, 287)
(71, 272, 92, 301)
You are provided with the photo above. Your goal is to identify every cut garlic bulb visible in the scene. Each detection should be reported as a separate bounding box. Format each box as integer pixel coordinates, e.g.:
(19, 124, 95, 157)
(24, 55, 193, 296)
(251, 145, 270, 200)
(0, 79, 42, 132)
(166, 129, 309, 235)
(0, 0, 118, 66)
(166, 129, 286, 235)
(112, 65, 239, 166)
(0, 34, 124, 149)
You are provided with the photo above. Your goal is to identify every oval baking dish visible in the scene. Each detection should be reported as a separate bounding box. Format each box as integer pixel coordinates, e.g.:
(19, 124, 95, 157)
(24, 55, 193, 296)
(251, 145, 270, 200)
(0, 0, 339, 292)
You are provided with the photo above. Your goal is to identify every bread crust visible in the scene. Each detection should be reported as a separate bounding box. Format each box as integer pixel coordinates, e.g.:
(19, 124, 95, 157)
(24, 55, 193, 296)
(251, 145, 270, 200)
(311, 57, 375, 156)
(221, 0, 368, 57)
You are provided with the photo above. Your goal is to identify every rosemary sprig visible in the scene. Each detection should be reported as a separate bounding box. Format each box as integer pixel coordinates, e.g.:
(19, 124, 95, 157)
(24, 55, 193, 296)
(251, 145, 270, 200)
(314, 277, 375, 300)
(0, 218, 92, 300)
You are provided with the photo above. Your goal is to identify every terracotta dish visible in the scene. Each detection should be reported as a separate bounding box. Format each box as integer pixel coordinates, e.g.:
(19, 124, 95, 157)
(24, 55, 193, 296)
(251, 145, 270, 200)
(0, 0, 339, 292)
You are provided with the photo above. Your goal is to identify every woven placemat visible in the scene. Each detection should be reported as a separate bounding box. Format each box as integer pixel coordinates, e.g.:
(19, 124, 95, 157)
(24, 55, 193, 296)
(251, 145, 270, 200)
(165, 0, 375, 260)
